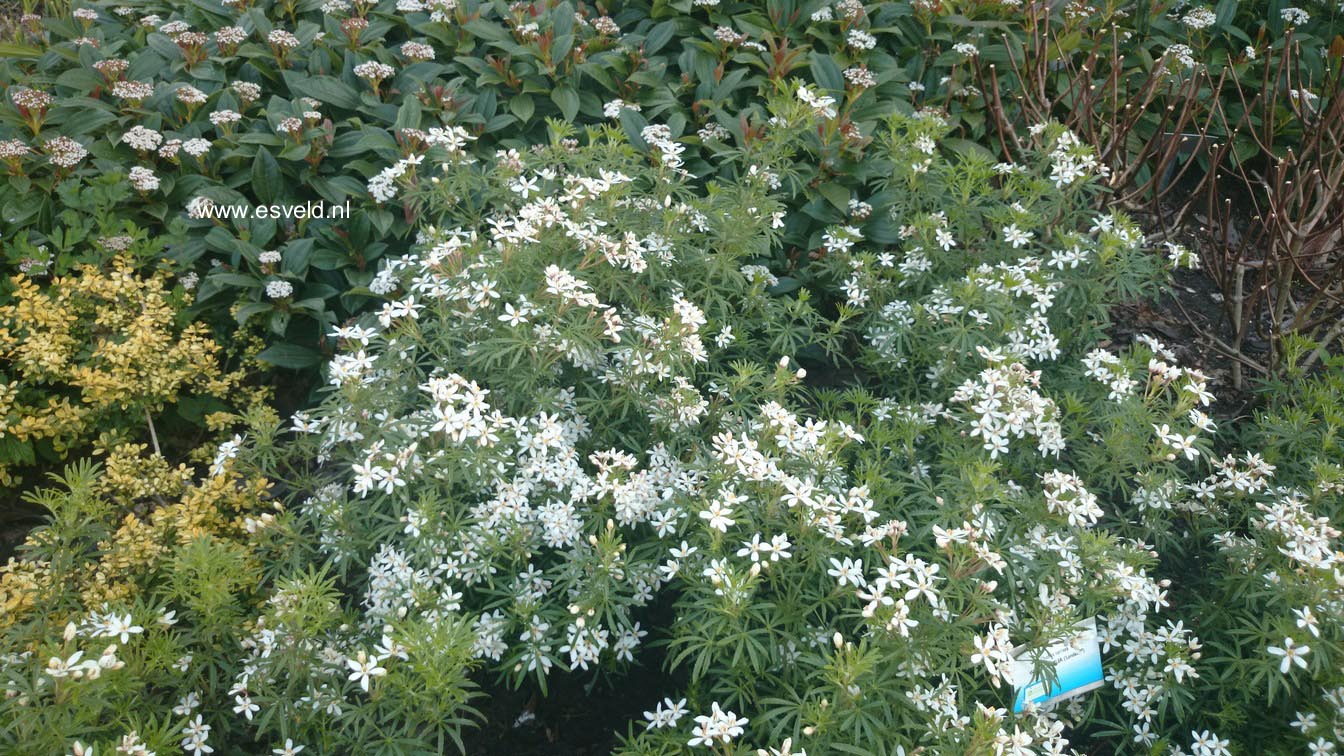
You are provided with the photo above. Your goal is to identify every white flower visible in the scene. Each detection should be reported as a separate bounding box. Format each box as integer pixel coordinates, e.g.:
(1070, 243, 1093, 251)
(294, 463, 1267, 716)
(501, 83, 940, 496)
(1267, 637, 1310, 674)
(1002, 224, 1033, 248)
(603, 99, 638, 118)
(699, 498, 736, 533)
(498, 302, 528, 327)
(1294, 607, 1321, 637)
(827, 557, 866, 587)
(128, 166, 159, 192)
(1182, 7, 1216, 30)
(758, 738, 806, 756)
(233, 694, 259, 720)
(1165, 44, 1196, 69)
(210, 109, 242, 126)
(103, 613, 143, 643)
(1281, 7, 1309, 25)
(345, 650, 388, 691)
(120, 125, 163, 152)
(268, 29, 300, 49)
(796, 85, 837, 119)
(688, 702, 748, 747)
(176, 85, 207, 105)
(643, 697, 688, 729)
(354, 60, 396, 82)
(1190, 729, 1231, 756)
(266, 279, 294, 299)
(180, 715, 212, 754)
(400, 41, 435, 61)
(183, 138, 211, 157)
(846, 29, 876, 50)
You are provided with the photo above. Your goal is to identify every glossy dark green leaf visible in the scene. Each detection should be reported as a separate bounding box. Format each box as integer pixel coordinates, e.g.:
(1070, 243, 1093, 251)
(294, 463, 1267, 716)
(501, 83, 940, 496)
(284, 72, 362, 110)
(551, 85, 580, 122)
(256, 343, 324, 369)
(251, 148, 283, 204)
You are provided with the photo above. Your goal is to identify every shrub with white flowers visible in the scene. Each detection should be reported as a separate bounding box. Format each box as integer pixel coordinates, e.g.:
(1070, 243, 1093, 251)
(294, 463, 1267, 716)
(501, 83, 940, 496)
(183, 106, 1344, 754)
(3, 0, 1342, 745)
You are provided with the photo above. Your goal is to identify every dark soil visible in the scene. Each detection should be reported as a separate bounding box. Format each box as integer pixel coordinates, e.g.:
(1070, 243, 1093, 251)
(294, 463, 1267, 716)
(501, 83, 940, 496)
(461, 592, 681, 755)
(1109, 263, 1259, 419)
(462, 667, 655, 755)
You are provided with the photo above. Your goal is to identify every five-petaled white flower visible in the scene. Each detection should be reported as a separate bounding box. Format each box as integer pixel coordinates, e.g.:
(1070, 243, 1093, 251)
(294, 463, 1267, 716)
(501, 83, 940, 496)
(1267, 637, 1310, 674)
(345, 650, 388, 691)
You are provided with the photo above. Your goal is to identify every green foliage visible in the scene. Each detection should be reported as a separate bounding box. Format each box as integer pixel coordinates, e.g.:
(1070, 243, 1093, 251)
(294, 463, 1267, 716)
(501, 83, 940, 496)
(5, 0, 1334, 375)
(3, 1, 1344, 754)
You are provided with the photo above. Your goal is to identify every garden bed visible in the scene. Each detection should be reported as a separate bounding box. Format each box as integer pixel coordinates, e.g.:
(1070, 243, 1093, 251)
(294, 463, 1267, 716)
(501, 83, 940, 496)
(2, 1, 1342, 755)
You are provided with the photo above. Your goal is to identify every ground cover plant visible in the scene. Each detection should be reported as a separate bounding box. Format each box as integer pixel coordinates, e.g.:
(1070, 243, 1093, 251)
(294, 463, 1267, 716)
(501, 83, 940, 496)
(1, 0, 1342, 754)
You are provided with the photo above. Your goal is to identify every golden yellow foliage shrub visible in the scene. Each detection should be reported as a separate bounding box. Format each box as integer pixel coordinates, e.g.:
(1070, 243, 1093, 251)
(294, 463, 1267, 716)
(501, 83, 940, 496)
(0, 256, 251, 489)
(0, 445, 277, 628)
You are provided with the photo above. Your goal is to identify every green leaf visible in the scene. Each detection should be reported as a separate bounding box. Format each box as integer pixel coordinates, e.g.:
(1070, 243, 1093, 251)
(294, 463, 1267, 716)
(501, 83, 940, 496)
(395, 96, 423, 130)
(311, 175, 368, 204)
(818, 182, 849, 212)
(235, 301, 273, 326)
(284, 72, 362, 110)
(810, 51, 844, 94)
(368, 208, 394, 237)
(268, 309, 291, 336)
(551, 85, 579, 122)
(644, 20, 677, 55)
(256, 343, 323, 369)
(250, 148, 283, 205)
(509, 94, 535, 122)
(620, 109, 651, 149)
(0, 43, 40, 59)
(284, 238, 316, 275)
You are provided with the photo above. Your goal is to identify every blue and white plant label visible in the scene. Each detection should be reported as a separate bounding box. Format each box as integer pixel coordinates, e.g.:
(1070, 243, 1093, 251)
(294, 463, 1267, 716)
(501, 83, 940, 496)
(1009, 617, 1105, 713)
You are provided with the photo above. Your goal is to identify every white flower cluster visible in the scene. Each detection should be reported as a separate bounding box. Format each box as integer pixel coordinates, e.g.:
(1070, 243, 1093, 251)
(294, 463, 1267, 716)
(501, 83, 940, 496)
(640, 124, 686, 170)
(1044, 126, 1104, 187)
(1041, 470, 1104, 527)
(796, 84, 837, 120)
(950, 357, 1065, 459)
(265, 279, 294, 299)
(368, 126, 475, 202)
(44, 135, 88, 168)
(128, 166, 159, 192)
(353, 60, 395, 82)
(1181, 6, 1216, 30)
(120, 125, 163, 152)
